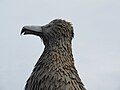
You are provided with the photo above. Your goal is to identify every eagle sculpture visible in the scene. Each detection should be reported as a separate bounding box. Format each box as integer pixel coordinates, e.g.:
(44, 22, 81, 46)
(21, 19, 86, 90)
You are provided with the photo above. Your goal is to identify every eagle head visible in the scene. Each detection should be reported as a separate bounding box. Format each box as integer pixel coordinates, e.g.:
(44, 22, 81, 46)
(21, 19, 74, 46)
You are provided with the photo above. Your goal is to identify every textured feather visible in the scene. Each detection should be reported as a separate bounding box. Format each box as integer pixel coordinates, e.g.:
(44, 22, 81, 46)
(23, 19, 86, 90)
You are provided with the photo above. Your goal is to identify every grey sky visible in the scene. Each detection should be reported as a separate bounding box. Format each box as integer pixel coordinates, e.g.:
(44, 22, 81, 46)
(0, 0, 120, 90)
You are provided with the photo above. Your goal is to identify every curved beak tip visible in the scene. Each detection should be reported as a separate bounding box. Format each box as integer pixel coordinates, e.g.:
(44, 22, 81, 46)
(20, 27, 26, 35)
(20, 26, 42, 36)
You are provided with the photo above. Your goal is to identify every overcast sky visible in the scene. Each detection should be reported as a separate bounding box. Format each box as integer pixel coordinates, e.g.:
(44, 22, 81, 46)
(0, 0, 120, 90)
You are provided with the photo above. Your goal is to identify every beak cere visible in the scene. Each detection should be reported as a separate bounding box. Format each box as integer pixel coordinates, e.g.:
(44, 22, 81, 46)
(21, 26, 42, 36)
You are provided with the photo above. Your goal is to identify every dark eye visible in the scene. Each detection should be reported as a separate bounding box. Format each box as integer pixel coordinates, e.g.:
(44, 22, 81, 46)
(47, 25, 51, 28)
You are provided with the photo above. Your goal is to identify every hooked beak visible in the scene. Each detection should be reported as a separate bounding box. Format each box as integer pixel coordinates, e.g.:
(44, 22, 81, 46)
(20, 26, 43, 36)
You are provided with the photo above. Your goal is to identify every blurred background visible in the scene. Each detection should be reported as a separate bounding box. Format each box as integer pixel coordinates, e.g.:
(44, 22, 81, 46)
(0, 0, 120, 90)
